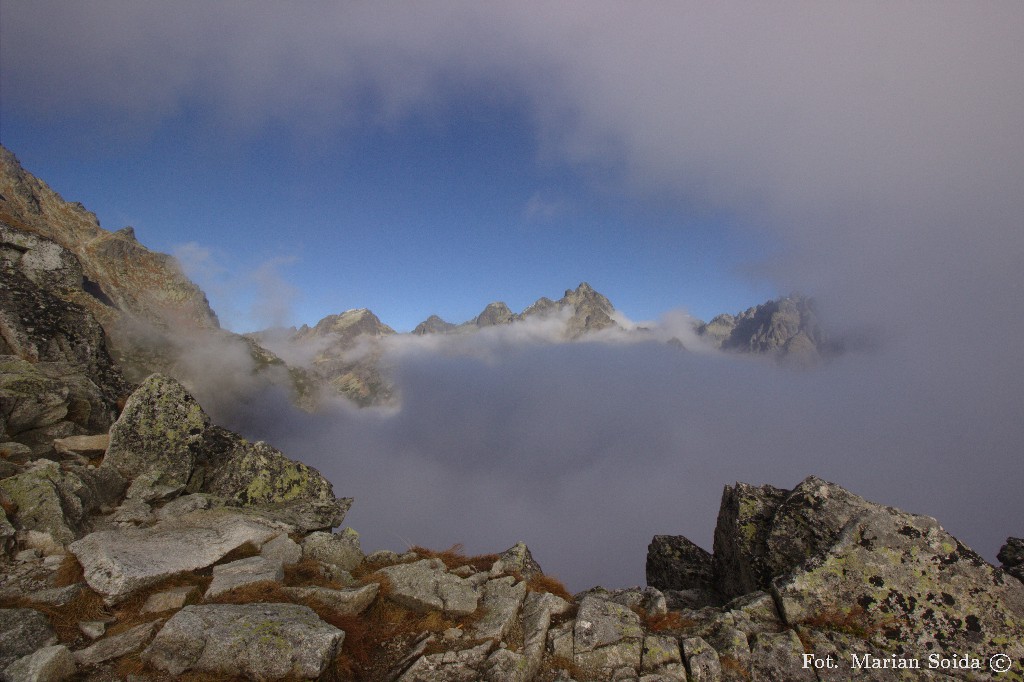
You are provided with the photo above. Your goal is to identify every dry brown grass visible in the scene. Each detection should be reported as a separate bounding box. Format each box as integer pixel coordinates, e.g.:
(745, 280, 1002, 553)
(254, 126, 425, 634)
(525, 573, 574, 602)
(720, 655, 752, 680)
(5, 587, 110, 642)
(0, 492, 17, 516)
(54, 553, 84, 587)
(282, 557, 350, 590)
(646, 610, 698, 633)
(537, 655, 588, 681)
(408, 544, 499, 572)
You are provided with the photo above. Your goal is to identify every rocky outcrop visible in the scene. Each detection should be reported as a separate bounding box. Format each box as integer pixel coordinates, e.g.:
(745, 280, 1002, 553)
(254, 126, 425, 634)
(650, 475, 1024, 682)
(698, 294, 829, 364)
(142, 603, 344, 679)
(102, 373, 349, 530)
(1000, 537, 1024, 583)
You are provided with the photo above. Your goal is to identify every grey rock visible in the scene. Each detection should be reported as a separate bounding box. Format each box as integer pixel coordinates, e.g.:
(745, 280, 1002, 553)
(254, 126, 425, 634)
(398, 641, 493, 682)
(365, 549, 402, 565)
(595, 586, 668, 617)
(712, 481, 788, 598)
(69, 508, 281, 603)
(282, 583, 379, 616)
(748, 631, 815, 682)
(77, 621, 106, 640)
(574, 594, 644, 653)
(647, 535, 716, 595)
(641, 634, 683, 673)
(491, 541, 542, 579)
(51, 434, 108, 459)
(142, 603, 343, 679)
(521, 591, 571, 679)
(698, 295, 828, 364)
(101, 374, 208, 497)
(772, 504, 1024, 672)
(483, 648, 530, 682)
(474, 302, 515, 328)
(0, 609, 57, 669)
(301, 528, 363, 571)
(3, 644, 76, 682)
(72, 621, 159, 668)
(204, 555, 284, 599)
(378, 558, 480, 616)
(260, 532, 302, 565)
(152, 492, 214, 520)
(471, 575, 527, 641)
(680, 637, 721, 682)
(999, 537, 1024, 583)
(140, 585, 198, 614)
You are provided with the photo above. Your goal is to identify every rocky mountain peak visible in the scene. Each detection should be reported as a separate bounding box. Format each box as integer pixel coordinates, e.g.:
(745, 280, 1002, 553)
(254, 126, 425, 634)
(474, 301, 515, 328)
(412, 314, 455, 335)
(300, 308, 395, 344)
(698, 294, 827, 365)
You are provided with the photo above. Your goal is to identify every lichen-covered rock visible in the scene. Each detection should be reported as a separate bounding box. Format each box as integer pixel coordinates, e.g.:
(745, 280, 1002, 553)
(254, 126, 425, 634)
(747, 630, 814, 682)
(140, 585, 198, 614)
(491, 541, 543, 580)
(3, 644, 76, 682)
(69, 508, 281, 603)
(378, 558, 480, 616)
(772, 506, 1024, 674)
(0, 460, 122, 548)
(681, 637, 722, 682)
(573, 594, 644, 674)
(520, 591, 571, 679)
(0, 608, 57, 669)
(713, 481, 789, 598)
(206, 439, 335, 508)
(301, 528, 363, 571)
(142, 603, 343, 679)
(999, 537, 1024, 583)
(101, 374, 208, 497)
(647, 534, 717, 604)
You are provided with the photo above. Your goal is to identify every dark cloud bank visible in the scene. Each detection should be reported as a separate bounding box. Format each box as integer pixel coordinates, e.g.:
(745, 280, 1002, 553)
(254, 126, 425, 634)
(3, 2, 1022, 589)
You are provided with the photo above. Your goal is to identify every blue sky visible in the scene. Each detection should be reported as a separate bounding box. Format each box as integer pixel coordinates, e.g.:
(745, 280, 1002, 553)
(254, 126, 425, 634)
(0, 39, 779, 332)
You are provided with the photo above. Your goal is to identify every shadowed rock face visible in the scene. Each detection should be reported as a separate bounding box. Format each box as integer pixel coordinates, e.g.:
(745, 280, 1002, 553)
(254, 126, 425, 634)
(0, 147, 219, 334)
(698, 295, 829, 364)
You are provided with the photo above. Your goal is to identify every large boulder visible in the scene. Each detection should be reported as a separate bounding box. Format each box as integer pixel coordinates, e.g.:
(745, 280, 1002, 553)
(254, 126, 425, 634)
(101, 374, 209, 499)
(0, 608, 57, 669)
(0, 460, 124, 548)
(102, 374, 350, 530)
(712, 481, 789, 598)
(378, 558, 480, 616)
(772, 505, 1024, 672)
(142, 603, 343, 679)
(646, 534, 716, 597)
(69, 508, 282, 603)
(999, 537, 1024, 583)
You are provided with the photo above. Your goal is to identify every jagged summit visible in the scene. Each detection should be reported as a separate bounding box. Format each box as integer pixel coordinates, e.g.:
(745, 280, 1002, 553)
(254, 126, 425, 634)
(697, 294, 828, 364)
(297, 308, 395, 344)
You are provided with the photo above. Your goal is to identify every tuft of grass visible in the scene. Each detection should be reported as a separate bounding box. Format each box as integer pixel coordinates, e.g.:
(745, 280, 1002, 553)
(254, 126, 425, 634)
(719, 655, 752, 680)
(525, 573, 574, 602)
(282, 557, 351, 591)
(54, 553, 85, 587)
(2, 587, 110, 643)
(646, 611, 697, 632)
(408, 544, 499, 573)
(207, 580, 294, 606)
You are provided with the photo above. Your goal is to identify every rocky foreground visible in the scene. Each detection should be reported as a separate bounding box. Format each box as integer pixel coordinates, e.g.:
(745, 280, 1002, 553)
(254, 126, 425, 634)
(0, 371, 1021, 680)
